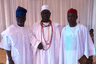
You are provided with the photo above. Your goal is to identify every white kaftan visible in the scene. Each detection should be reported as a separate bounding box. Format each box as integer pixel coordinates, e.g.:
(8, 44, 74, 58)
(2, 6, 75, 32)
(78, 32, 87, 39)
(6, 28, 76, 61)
(59, 24, 95, 64)
(0, 25, 33, 64)
(30, 22, 61, 64)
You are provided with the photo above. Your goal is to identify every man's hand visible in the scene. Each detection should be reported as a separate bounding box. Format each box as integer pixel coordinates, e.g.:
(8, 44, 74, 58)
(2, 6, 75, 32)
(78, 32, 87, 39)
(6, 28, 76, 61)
(9, 59, 14, 64)
(6, 50, 14, 64)
(86, 56, 93, 64)
(86, 59, 93, 64)
(38, 43, 43, 49)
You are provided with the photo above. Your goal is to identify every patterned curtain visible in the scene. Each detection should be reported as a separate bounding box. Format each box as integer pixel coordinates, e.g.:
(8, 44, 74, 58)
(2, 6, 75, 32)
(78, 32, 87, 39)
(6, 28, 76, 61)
(0, 0, 94, 42)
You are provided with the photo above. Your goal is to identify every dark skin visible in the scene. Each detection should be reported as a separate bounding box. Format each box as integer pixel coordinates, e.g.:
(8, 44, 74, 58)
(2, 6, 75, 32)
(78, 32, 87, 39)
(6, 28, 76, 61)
(41, 10, 51, 22)
(86, 56, 93, 64)
(38, 10, 51, 49)
(67, 13, 77, 27)
(16, 15, 26, 27)
(6, 15, 26, 64)
(67, 13, 93, 64)
(6, 51, 14, 64)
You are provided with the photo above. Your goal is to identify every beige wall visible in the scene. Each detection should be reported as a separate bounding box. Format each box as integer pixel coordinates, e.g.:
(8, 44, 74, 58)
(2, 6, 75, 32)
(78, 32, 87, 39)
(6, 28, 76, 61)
(0, 0, 94, 33)
(93, 0, 96, 54)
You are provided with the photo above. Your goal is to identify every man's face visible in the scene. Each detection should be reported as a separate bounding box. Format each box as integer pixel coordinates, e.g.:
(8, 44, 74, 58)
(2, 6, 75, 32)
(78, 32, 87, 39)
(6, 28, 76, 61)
(67, 13, 77, 25)
(41, 10, 51, 22)
(16, 15, 26, 27)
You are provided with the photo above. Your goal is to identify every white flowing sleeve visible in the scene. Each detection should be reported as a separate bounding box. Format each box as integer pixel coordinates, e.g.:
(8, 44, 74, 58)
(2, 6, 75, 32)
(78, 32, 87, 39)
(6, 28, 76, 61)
(54, 25, 61, 64)
(0, 35, 11, 51)
(83, 27, 95, 57)
(30, 28, 40, 49)
(87, 33, 95, 56)
(59, 28, 65, 64)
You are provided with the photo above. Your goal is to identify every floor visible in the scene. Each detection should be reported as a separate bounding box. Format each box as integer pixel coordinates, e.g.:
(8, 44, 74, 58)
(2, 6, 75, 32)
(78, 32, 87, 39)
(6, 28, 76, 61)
(0, 49, 6, 64)
(0, 49, 96, 64)
(93, 56, 96, 64)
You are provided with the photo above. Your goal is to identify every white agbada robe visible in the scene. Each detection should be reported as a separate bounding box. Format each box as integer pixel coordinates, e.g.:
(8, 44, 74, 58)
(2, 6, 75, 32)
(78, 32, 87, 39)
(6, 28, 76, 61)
(0, 24, 33, 64)
(59, 24, 95, 64)
(30, 21, 61, 64)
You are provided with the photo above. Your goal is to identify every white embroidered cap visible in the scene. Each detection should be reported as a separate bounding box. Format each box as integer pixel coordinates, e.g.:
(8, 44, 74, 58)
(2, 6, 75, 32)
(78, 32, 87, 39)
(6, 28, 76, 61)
(41, 5, 50, 11)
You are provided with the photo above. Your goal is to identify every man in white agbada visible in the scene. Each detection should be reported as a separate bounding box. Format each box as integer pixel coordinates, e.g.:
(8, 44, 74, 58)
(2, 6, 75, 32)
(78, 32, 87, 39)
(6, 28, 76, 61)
(0, 6, 32, 64)
(59, 8, 95, 64)
(30, 5, 61, 64)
